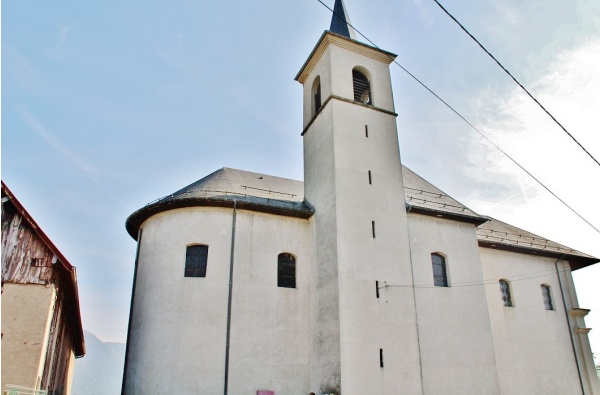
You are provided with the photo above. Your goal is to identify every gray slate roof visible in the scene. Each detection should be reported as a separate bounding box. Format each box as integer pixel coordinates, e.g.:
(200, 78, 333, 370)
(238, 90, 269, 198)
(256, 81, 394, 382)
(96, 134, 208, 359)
(330, 0, 354, 39)
(126, 166, 597, 268)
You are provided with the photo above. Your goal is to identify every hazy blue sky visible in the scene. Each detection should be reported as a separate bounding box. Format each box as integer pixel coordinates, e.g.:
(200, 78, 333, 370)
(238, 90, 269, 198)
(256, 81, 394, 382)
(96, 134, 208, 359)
(3, 0, 599, 360)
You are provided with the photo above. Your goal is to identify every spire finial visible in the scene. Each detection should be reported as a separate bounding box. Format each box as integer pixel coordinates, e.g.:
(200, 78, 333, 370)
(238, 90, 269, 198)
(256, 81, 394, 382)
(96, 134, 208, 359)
(329, 0, 356, 39)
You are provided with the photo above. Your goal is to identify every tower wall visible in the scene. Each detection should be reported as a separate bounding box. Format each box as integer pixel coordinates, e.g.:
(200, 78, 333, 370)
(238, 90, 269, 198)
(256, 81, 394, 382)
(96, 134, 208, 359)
(302, 35, 423, 394)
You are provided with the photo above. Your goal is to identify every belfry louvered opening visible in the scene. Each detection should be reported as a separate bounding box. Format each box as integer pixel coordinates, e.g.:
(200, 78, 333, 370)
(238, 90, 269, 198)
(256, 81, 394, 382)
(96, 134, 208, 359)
(312, 76, 322, 115)
(353, 69, 371, 104)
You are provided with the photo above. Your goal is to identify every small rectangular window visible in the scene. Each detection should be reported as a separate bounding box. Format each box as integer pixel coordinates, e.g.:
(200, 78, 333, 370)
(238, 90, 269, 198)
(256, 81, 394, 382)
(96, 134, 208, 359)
(278, 253, 296, 288)
(31, 258, 44, 267)
(380, 348, 384, 368)
(185, 245, 208, 277)
(368, 170, 372, 185)
(541, 285, 554, 310)
(431, 253, 448, 287)
(499, 280, 513, 307)
(372, 221, 376, 238)
(365, 125, 369, 138)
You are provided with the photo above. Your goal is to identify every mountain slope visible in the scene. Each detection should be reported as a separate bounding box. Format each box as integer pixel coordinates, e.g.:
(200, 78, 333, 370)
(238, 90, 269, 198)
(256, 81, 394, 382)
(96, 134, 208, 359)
(71, 330, 125, 395)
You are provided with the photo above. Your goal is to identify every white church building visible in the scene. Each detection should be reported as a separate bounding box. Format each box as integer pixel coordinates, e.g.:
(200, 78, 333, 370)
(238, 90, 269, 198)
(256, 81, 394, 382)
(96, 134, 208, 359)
(122, 1, 599, 394)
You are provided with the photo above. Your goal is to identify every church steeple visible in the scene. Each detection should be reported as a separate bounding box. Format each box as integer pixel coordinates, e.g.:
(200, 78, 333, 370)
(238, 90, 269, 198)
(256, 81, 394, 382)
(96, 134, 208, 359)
(329, 0, 356, 39)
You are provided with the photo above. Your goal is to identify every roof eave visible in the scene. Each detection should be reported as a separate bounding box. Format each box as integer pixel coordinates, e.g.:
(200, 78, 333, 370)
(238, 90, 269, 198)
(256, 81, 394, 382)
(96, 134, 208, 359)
(406, 204, 488, 226)
(478, 240, 599, 271)
(295, 31, 397, 83)
(126, 196, 315, 240)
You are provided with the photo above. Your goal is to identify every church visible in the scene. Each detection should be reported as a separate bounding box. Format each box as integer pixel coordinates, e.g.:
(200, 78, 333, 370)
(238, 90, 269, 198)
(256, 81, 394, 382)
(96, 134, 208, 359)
(121, 1, 599, 394)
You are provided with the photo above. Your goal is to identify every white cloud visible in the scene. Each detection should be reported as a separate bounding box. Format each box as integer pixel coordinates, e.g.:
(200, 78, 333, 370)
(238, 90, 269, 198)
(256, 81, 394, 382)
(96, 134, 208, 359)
(17, 106, 101, 184)
(464, 36, 600, 355)
(466, 37, 600, 235)
(46, 25, 70, 60)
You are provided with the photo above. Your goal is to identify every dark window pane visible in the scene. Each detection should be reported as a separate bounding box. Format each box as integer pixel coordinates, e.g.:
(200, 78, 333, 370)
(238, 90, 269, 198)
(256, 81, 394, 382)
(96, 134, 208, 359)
(431, 253, 447, 287)
(541, 285, 553, 310)
(185, 245, 208, 278)
(499, 280, 512, 306)
(278, 253, 296, 288)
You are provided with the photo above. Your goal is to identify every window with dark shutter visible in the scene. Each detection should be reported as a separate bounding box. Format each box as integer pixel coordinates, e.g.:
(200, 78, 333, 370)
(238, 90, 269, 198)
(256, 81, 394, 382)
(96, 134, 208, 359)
(185, 245, 208, 277)
(541, 284, 553, 310)
(312, 76, 322, 115)
(499, 279, 513, 307)
(277, 253, 296, 289)
(353, 69, 371, 104)
(431, 253, 448, 287)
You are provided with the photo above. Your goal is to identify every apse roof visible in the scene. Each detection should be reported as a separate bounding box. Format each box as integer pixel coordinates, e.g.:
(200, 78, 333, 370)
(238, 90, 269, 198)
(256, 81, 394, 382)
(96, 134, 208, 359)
(126, 167, 598, 269)
(125, 168, 313, 239)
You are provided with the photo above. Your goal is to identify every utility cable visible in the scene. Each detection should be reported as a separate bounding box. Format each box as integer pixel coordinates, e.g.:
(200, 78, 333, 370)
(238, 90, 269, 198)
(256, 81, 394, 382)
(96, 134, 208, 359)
(380, 266, 573, 290)
(431, 0, 600, 168)
(315, 0, 600, 235)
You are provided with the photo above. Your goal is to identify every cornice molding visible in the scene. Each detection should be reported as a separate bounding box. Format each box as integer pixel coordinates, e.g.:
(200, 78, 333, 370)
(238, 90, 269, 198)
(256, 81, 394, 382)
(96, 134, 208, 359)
(296, 31, 397, 84)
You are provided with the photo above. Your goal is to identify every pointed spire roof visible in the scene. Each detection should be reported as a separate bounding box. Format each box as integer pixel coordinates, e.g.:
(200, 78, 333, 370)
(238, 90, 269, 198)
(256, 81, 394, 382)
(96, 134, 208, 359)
(329, 0, 356, 39)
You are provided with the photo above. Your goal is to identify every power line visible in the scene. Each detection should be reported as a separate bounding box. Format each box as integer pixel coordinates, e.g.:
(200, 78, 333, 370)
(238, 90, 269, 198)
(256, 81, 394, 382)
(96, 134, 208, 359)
(314, 0, 600, 235)
(431, 0, 600, 168)
(380, 266, 571, 290)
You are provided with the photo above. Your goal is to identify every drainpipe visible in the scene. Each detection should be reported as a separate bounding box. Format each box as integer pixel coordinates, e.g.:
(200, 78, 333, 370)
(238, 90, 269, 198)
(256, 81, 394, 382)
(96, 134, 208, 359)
(224, 201, 237, 395)
(555, 257, 586, 394)
(122, 228, 143, 395)
(405, 203, 425, 394)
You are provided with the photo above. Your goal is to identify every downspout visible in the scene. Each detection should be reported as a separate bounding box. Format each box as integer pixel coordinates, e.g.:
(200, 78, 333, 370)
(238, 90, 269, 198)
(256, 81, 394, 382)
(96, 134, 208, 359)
(405, 203, 425, 394)
(555, 257, 586, 394)
(121, 228, 143, 395)
(224, 201, 237, 395)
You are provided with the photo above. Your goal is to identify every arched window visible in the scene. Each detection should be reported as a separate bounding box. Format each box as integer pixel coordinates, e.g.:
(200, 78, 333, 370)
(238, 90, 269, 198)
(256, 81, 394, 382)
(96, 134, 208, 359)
(541, 284, 553, 310)
(431, 253, 448, 287)
(277, 253, 296, 288)
(312, 76, 322, 115)
(185, 245, 208, 277)
(352, 68, 371, 105)
(499, 279, 513, 307)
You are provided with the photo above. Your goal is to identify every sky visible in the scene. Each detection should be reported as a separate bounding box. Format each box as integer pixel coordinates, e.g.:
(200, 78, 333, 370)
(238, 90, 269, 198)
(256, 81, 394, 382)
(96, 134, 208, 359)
(3, 0, 599, 364)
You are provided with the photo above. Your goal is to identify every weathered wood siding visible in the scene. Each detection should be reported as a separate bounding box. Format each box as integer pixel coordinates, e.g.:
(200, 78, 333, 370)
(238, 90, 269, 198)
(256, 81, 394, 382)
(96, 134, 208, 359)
(1, 202, 57, 285)
(1, 198, 77, 395)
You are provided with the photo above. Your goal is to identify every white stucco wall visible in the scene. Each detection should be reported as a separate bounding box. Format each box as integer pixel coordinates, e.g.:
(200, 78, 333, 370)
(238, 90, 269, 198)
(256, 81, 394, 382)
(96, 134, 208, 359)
(124, 207, 313, 394)
(1, 283, 56, 392)
(303, 37, 422, 394)
(480, 248, 585, 394)
(407, 214, 501, 395)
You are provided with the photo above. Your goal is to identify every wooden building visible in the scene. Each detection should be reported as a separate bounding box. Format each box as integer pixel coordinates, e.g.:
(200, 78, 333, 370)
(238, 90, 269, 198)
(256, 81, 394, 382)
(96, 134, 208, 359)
(2, 181, 85, 395)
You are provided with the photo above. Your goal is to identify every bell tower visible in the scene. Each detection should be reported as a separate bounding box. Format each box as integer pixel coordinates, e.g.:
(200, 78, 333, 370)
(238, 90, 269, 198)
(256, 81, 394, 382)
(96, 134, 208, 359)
(296, 1, 423, 393)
